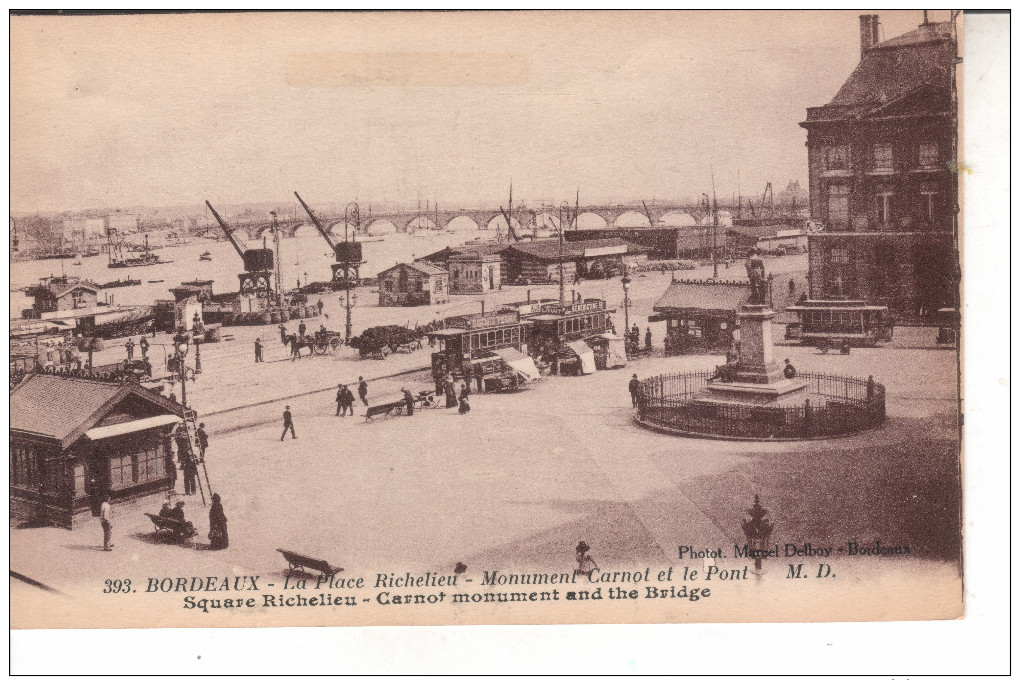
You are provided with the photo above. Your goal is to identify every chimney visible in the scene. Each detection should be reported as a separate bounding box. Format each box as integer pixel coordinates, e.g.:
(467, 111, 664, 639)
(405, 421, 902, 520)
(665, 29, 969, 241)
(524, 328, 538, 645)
(859, 14, 879, 59)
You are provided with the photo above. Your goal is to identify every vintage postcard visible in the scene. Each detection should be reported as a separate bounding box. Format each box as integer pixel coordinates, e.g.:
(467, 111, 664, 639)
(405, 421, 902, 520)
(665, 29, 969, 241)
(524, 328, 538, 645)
(10, 10, 966, 631)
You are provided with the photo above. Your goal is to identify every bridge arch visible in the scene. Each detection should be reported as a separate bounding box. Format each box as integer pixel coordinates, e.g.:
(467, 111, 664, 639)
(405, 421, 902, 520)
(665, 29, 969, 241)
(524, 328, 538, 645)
(486, 214, 522, 233)
(575, 212, 608, 230)
(612, 210, 651, 228)
(533, 212, 560, 231)
(291, 223, 321, 239)
(444, 215, 481, 232)
(364, 219, 397, 236)
(406, 216, 438, 232)
(658, 211, 698, 227)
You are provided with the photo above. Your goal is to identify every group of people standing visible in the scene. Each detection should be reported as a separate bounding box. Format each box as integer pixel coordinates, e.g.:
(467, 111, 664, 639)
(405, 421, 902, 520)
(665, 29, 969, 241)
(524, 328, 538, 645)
(434, 371, 472, 414)
(335, 377, 370, 416)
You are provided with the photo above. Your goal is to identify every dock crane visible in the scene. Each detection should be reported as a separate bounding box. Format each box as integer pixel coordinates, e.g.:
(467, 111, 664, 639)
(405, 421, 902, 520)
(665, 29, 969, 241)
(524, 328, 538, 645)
(206, 201, 276, 301)
(294, 192, 364, 290)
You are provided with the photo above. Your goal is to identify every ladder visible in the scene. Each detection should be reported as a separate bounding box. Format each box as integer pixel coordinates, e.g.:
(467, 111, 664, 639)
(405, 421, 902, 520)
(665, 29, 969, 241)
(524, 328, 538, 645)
(178, 411, 212, 505)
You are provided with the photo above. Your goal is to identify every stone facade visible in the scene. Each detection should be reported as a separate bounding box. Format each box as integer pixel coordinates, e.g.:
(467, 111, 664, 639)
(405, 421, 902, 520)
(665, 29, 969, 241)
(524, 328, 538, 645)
(800, 15, 959, 320)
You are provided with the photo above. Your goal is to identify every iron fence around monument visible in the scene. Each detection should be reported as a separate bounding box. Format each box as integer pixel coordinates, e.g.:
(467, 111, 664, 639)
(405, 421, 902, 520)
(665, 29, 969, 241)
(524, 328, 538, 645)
(635, 370, 885, 440)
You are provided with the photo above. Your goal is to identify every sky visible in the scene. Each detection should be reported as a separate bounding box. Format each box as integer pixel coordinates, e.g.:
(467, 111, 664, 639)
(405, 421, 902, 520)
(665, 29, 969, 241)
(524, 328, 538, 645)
(10, 10, 950, 214)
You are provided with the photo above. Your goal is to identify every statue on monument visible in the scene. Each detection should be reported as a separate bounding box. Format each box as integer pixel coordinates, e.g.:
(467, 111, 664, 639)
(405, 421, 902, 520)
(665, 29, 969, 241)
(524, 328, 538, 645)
(745, 249, 768, 305)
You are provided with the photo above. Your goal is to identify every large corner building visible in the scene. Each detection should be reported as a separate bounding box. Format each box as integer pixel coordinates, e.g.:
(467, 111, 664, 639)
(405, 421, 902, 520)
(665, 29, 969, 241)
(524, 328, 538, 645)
(800, 13, 959, 320)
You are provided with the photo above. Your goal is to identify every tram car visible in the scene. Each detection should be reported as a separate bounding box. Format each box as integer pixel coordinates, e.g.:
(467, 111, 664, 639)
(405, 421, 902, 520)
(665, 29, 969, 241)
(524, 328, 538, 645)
(785, 299, 894, 348)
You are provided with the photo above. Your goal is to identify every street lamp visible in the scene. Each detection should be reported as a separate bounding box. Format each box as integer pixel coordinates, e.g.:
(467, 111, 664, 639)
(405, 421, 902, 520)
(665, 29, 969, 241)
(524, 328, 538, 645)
(169, 332, 197, 407)
(740, 494, 775, 572)
(558, 201, 571, 306)
(621, 274, 632, 348)
(343, 202, 360, 343)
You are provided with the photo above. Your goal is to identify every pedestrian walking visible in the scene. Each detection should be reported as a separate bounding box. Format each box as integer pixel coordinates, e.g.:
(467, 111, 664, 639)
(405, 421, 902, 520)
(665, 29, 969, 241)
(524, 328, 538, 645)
(195, 423, 209, 462)
(645, 327, 653, 350)
(100, 495, 114, 551)
(281, 405, 296, 440)
(343, 385, 355, 415)
(298, 321, 307, 338)
(458, 394, 471, 415)
(208, 493, 229, 550)
(125, 338, 135, 361)
(473, 363, 485, 393)
(628, 373, 640, 407)
(459, 382, 470, 401)
(335, 384, 345, 416)
(317, 298, 324, 316)
(783, 359, 797, 379)
(254, 338, 263, 363)
(139, 336, 149, 358)
(358, 377, 369, 406)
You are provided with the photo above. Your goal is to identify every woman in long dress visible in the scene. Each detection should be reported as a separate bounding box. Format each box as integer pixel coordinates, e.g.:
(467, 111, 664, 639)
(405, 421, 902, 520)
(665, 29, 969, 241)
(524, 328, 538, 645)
(208, 493, 229, 550)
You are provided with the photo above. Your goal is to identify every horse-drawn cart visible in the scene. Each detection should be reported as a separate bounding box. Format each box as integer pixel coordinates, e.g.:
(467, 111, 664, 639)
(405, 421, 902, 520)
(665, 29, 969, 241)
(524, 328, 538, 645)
(351, 325, 427, 360)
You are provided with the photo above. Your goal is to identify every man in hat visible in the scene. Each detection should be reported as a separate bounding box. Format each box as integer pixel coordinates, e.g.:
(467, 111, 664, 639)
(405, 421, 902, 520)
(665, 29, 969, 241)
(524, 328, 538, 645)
(281, 405, 296, 440)
(124, 338, 135, 361)
(158, 500, 173, 519)
(357, 377, 369, 406)
(139, 336, 149, 358)
(195, 423, 209, 463)
(628, 373, 641, 407)
(254, 337, 263, 363)
(335, 384, 345, 416)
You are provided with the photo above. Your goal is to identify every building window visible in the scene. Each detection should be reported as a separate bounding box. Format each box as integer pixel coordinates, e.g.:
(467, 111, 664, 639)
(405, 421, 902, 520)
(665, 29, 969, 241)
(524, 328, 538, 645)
(384, 280, 393, 292)
(137, 443, 164, 484)
(11, 445, 39, 489)
(398, 270, 408, 293)
(435, 278, 444, 292)
(826, 184, 850, 227)
(109, 453, 136, 490)
(919, 143, 939, 169)
(920, 182, 939, 222)
(415, 280, 424, 293)
(872, 143, 893, 171)
(823, 145, 848, 171)
(827, 247, 849, 264)
(874, 189, 895, 226)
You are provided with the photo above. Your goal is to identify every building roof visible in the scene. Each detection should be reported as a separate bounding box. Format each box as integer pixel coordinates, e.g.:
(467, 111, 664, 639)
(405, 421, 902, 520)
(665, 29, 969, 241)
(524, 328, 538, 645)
(377, 261, 448, 278)
(10, 374, 183, 447)
(417, 243, 510, 262)
(803, 20, 954, 124)
(652, 279, 751, 312)
(508, 237, 648, 262)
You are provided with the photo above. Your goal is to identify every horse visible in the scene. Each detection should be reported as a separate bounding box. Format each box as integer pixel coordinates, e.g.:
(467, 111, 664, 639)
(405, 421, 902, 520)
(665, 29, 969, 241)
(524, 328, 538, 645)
(285, 334, 314, 360)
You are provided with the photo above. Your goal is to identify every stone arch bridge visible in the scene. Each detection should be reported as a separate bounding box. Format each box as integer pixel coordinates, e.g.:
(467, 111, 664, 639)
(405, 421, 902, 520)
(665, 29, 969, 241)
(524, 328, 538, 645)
(199, 202, 708, 240)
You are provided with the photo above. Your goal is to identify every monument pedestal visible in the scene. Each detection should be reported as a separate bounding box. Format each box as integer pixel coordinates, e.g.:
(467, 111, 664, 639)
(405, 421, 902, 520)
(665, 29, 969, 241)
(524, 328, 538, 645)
(699, 303, 807, 406)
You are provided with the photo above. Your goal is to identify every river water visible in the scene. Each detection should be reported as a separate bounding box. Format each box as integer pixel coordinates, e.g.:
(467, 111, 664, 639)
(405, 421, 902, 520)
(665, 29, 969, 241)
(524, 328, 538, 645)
(10, 229, 502, 318)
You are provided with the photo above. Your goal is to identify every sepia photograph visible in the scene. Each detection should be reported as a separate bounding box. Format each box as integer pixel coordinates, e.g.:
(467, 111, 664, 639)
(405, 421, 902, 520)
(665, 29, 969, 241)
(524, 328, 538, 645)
(10, 9, 985, 650)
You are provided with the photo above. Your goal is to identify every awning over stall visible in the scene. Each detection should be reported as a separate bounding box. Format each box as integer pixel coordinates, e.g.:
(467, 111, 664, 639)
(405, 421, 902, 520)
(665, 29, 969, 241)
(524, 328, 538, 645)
(85, 414, 183, 441)
(492, 347, 541, 382)
(565, 340, 596, 374)
(597, 333, 628, 368)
